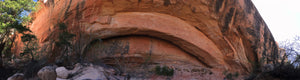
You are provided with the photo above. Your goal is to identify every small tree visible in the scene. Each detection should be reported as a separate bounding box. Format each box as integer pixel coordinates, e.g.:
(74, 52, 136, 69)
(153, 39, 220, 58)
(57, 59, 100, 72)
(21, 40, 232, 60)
(253, 36, 300, 79)
(279, 35, 300, 66)
(20, 33, 38, 61)
(0, 0, 37, 67)
(54, 22, 76, 66)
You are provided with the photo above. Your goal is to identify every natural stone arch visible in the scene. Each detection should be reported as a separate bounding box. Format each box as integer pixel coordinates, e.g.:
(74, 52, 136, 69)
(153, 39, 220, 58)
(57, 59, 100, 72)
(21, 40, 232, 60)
(85, 12, 226, 68)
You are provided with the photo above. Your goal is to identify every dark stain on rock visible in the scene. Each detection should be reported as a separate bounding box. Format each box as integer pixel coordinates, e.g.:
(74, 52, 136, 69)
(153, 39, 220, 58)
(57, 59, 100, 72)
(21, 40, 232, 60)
(48, 0, 55, 7)
(263, 28, 269, 62)
(262, 47, 268, 63)
(254, 12, 262, 31)
(246, 28, 255, 37)
(75, 4, 81, 20)
(107, 0, 114, 4)
(75, 0, 85, 20)
(253, 11, 263, 39)
(164, 0, 171, 6)
(262, 49, 266, 57)
(237, 26, 243, 35)
(251, 45, 257, 52)
(232, 11, 240, 26)
(244, 0, 253, 13)
(222, 8, 235, 33)
(272, 43, 278, 61)
(105, 40, 128, 56)
(215, 0, 224, 12)
(264, 28, 270, 49)
(81, 0, 86, 9)
(192, 7, 196, 13)
(122, 41, 130, 56)
(149, 40, 153, 56)
(64, 0, 73, 20)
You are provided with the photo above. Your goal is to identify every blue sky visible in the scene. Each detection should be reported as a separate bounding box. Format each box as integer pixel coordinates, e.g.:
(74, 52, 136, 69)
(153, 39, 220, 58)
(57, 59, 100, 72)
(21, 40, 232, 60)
(252, 0, 300, 42)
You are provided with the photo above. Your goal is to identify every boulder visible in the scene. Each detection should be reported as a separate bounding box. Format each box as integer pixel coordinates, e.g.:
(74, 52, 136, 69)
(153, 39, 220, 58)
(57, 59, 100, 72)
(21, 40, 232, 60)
(55, 63, 120, 80)
(55, 67, 70, 79)
(37, 65, 57, 80)
(7, 73, 24, 80)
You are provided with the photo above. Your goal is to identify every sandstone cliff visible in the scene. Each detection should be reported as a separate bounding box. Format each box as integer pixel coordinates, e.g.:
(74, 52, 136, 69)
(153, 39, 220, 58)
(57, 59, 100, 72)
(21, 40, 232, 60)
(15, 0, 279, 79)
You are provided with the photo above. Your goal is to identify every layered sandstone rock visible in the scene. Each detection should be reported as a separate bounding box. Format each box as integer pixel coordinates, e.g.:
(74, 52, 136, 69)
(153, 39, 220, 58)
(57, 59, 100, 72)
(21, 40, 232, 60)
(16, 0, 279, 79)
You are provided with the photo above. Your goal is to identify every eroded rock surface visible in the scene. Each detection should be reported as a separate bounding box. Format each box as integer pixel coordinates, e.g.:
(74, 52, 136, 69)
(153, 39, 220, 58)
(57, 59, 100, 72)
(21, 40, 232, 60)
(13, 0, 279, 79)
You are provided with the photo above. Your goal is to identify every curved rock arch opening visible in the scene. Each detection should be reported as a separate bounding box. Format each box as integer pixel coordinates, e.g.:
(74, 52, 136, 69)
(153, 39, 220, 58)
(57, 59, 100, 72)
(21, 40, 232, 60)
(83, 12, 225, 68)
(83, 35, 207, 66)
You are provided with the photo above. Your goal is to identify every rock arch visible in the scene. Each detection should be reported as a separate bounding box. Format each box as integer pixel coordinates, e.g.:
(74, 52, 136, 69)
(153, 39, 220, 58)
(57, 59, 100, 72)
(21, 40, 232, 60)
(85, 12, 226, 68)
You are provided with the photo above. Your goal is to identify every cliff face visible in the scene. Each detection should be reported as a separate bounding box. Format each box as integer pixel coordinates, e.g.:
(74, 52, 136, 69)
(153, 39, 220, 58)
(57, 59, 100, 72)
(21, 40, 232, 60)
(21, 0, 278, 79)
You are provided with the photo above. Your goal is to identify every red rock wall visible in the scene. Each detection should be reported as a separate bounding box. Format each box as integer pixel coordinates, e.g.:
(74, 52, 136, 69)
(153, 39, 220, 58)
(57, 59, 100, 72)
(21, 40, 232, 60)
(20, 0, 279, 79)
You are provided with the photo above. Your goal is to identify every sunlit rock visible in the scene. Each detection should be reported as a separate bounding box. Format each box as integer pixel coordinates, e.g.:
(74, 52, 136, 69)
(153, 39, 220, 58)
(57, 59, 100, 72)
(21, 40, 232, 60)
(11, 0, 280, 79)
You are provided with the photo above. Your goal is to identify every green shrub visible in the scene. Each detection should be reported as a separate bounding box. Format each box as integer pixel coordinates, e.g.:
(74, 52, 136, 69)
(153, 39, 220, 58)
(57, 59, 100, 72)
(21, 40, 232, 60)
(155, 65, 174, 76)
(223, 70, 239, 80)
